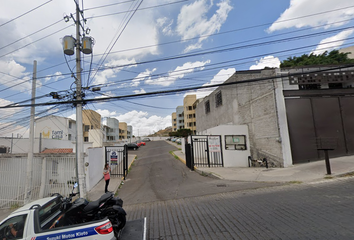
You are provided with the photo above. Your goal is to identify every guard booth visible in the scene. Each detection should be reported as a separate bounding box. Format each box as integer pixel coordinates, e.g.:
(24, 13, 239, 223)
(105, 145, 128, 180)
(185, 135, 224, 170)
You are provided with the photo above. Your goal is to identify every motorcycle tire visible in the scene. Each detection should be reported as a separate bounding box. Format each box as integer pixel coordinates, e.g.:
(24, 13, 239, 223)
(103, 206, 126, 238)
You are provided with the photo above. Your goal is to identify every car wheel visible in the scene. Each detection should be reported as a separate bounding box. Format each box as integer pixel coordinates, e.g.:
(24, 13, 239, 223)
(133, 147, 136, 150)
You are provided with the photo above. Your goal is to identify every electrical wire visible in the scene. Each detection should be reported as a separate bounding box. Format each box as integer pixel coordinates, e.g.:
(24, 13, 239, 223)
(0, 0, 54, 28)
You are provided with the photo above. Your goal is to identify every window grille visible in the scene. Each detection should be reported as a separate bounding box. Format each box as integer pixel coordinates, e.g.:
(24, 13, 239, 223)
(205, 100, 210, 114)
(215, 91, 222, 107)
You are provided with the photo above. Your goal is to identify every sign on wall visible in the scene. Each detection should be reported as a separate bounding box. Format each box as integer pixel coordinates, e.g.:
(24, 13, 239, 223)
(208, 136, 221, 152)
(110, 151, 118, 165)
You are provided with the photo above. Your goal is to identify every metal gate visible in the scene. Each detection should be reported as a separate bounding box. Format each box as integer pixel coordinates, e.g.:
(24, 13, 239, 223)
(105, 145, 128, 180)
(186, 135, 223, 169)
(285, 96, 354, 164)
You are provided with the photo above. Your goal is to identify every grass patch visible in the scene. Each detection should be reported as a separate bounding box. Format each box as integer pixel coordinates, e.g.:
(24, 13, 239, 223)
(288, 181, 302, 184)
(324, 176, 334, 179)
(339, 172, 354, 177)
(11, 203, 20, 210)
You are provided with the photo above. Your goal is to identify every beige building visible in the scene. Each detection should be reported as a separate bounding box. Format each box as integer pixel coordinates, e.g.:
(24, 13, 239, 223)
(82, 110, 102, 143)
(183, 95, 197, 134)
(172, 112, 177, 131)
(171, 95, 198, 134)
(119, 122, 128, 140)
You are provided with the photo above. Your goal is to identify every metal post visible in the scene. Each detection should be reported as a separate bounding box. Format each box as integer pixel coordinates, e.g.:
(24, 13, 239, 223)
(25, 60, 37, 204)
(75, 1, 86, 198)
(324, 150, 332, 175)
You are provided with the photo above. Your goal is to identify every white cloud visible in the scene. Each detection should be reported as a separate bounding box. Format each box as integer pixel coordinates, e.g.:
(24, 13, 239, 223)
(268, 0, 354, 32)
(132, 68, 156, 87)
(0, 60, 38, 93)
(117, 110, 171, 136)
(133, 89, 146, 94)
(311, 29, 354, 55)
(0, 98, 23, 117)
(157, 17, 174, 36)
(176, 0, 233, 52)
(249, 56, 281, 70)
(186, 68, 235, 99)
(145, 60, 210, 86)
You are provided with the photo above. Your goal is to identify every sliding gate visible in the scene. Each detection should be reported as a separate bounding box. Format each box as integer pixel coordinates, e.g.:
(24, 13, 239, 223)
(105, 145, 128, 180)
(186, 135, 224, 169)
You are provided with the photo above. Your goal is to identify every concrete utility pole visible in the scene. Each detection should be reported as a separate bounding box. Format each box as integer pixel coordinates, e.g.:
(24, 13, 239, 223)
(75, 1, 86, 198)
(24, 60, 37, 204)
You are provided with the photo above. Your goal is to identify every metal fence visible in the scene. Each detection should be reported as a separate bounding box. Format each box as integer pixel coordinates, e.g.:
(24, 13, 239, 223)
(0, 154, 76, 209)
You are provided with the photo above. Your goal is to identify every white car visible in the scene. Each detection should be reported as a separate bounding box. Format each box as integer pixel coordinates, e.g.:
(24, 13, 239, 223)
(0, 196, 115, 240)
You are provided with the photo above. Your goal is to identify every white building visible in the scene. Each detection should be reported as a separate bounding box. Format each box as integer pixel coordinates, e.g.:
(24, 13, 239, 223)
(35, 115, 77, 141)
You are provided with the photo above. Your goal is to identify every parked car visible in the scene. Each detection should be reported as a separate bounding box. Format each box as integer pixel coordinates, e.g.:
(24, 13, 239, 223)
(171, 137, 177, 142)
(126, 143, 139, 150)
(166, 137, 171, 141)
(176, 138, 182, 144)
(142, 138, 151, 142)
(135, 140, 146, 147)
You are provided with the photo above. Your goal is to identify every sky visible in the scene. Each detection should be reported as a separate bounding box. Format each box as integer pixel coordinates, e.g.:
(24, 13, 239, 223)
(1, 0, 354, 137)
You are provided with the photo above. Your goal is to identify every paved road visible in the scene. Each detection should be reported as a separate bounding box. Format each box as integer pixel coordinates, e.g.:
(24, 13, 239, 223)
(118, 141, 354, 239)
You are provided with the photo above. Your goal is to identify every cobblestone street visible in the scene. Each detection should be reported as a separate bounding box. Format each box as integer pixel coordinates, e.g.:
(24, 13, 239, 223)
(124, 178, 354, 240)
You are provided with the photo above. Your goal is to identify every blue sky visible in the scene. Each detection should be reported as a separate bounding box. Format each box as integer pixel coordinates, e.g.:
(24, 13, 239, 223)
(1, 0, 354, 137)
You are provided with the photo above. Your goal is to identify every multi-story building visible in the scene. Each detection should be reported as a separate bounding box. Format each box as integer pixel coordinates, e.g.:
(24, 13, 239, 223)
(119, 122, 128, 140)
(176, 106, 184, 130)
(127, 125, 133, 139)
(35, 115, 77, 141)
(171, 95, 198, 134)
(172, 112, 177, 131)
(103, 117, 119, 142)
(196, 64, 354, 167)
(183, 95, 197, 134)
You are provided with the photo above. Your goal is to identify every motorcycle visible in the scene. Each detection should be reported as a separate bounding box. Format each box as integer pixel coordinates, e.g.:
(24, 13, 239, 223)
(51, 183, 126, 238)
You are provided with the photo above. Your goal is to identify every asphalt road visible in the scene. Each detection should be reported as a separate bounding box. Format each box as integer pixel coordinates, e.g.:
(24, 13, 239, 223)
(118, 141, 280, 204)
(118, 141, 354, 239)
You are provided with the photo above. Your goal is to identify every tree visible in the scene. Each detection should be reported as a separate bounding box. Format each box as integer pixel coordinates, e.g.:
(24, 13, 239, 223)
(169, 128, 192, 137)
(280, 50, 354, 68)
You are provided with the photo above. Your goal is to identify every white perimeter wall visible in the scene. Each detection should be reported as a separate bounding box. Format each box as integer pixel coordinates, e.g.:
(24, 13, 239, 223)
(199, 125, 251, 167)
(85, 147, 105, 192)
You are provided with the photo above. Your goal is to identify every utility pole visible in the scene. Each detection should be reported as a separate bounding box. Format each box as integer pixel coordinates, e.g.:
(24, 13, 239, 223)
(75, 1, 86, 198)
(25, 60, 37, 204)
(62, 1, 93, 198)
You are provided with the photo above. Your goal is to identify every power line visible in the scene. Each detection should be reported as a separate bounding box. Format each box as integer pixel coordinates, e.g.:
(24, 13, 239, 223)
(2, 64, 353, 109)
(0, 0, 54, 28)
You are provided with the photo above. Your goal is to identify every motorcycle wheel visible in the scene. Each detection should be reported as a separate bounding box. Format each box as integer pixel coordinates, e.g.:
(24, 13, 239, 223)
(103, 207, 126, 238)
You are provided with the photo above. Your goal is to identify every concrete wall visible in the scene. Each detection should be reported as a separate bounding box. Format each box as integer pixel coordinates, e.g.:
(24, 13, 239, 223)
(0, 138, 93, 154)
(198, 125, 251, 167)
(196, 69, 285, 167)
(85, 147, 105, 192)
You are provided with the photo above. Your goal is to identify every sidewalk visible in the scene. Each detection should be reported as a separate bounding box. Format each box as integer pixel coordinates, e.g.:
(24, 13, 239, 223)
(168, 141, 354, 183)
(0, 155, 137, 222)
(87, 154, 136, 201)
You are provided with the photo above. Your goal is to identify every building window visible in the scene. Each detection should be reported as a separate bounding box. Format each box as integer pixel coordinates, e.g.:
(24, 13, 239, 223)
(225, 135, 247, 150)
(205, 100, 210, 114)
(188, 106, 193, 110)
(69, 122, 72, 129)
(52, 160, 58, 175)
(84, 125, 90, 132)
(68, 134, 72, 140)
(215, 91, 222, 108)
(84, 137, 89, 142)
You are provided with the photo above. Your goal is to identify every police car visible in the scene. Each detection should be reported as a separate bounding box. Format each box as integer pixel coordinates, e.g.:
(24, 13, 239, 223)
(0, 196, 115, 240)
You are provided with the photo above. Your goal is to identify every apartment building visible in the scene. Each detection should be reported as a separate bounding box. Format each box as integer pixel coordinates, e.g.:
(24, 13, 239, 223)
(172, 112, 177, 131)
(119, 122, 128, 140)
(171, 95, 198, 134)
